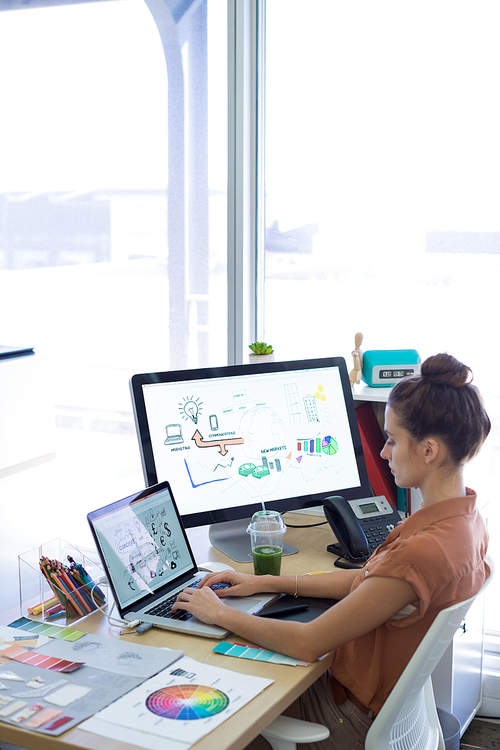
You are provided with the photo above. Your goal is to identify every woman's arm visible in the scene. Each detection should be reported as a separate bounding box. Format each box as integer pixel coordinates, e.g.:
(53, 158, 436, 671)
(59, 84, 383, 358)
(173, 574, 416, 663)
(194, 568, 360, 601)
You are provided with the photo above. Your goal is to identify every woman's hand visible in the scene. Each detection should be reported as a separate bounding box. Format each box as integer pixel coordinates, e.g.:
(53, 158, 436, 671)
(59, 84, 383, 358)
(196, 570, 266, 597)
(172, 585, 227, 625)
(171, 570, 275, 627)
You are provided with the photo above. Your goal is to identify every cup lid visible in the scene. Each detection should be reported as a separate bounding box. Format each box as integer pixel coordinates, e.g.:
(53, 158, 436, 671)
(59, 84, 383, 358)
(246, 510, 286, 533)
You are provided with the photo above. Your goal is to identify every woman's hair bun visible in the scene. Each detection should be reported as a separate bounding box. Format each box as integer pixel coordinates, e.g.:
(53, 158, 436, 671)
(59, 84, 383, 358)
(389, 351, 490, 465)
(420, 352, 472, 388)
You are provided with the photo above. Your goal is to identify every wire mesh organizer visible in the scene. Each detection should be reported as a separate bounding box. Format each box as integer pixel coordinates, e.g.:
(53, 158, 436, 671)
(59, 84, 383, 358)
(18, 538, 107, 625)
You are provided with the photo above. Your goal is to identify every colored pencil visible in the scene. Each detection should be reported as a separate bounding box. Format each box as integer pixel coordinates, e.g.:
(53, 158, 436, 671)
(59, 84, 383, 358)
(53, 564, 88, 617)
(39, 559, 67, 610)
(51, 569, 85, 618)
(38, 555, 106, 619)
(27, 596, 59, 615)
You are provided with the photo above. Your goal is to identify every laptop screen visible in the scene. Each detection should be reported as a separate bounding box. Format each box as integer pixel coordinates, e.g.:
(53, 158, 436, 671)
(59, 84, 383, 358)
(88, 481, 197, 613)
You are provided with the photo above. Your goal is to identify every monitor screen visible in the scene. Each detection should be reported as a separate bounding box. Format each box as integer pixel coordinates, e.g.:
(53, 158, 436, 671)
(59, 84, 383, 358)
(130, 357, 371, 548)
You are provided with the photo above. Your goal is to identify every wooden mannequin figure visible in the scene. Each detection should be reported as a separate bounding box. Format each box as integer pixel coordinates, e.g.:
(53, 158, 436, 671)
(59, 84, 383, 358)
(349, 332, 363, 386)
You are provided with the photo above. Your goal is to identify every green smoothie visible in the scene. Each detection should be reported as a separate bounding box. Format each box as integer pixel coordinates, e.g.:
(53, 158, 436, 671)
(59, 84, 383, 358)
(252, 545, 282, 576)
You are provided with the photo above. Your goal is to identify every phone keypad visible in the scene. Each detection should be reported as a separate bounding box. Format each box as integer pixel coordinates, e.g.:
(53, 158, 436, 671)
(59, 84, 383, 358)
(363, 524, 394, 551)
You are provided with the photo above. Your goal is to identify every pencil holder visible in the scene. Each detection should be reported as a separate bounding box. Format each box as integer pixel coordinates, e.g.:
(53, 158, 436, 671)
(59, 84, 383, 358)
(18, 538, 107, 625)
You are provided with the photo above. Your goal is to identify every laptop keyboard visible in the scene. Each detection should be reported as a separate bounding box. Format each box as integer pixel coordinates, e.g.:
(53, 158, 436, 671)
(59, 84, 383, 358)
(145, 579, 230, 621)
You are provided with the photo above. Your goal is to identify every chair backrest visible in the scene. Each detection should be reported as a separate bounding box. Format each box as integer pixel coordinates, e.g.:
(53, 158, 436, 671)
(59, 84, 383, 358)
(365, 561, 494, 750)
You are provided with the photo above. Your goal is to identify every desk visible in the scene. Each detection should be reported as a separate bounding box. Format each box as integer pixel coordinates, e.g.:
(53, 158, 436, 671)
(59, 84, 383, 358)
(0, 514, 337, 750)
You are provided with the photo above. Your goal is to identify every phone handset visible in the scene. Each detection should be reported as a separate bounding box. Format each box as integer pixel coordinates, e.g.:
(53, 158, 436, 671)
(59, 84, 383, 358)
(323, 495, 370, 566)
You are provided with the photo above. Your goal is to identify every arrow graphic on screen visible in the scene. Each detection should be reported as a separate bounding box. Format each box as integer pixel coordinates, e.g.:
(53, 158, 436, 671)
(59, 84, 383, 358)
(191, 430, 245, 456)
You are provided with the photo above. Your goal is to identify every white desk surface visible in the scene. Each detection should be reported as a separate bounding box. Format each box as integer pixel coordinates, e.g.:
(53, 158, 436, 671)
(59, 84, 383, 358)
(0, 515, 339, 750)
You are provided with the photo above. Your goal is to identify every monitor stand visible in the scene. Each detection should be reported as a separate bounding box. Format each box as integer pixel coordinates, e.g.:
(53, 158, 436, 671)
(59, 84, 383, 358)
(208, 518, 299, 563)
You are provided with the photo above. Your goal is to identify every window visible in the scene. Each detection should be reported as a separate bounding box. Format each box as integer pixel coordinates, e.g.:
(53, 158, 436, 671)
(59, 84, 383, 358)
(263, 0, 500, 633)
(0, 0, 228, 465)
(0, 0, 229, 611)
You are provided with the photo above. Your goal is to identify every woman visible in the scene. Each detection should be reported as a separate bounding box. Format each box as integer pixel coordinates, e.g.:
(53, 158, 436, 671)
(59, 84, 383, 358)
(173, 353, 491, 749)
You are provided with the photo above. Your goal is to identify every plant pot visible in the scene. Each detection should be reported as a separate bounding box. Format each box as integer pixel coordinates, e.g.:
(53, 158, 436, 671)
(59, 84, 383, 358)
(248, 353, 275, 364)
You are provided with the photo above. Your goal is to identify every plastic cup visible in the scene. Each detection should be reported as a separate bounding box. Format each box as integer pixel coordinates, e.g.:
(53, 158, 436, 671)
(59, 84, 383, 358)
(247, 510, 286, 575)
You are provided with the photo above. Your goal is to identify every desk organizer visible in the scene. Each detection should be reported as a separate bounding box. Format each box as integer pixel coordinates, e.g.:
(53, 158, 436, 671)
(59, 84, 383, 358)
(18, 538, 107, 625)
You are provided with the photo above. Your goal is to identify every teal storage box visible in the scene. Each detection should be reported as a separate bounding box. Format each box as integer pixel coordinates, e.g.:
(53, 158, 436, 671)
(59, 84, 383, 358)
(362, 349, 421, 387)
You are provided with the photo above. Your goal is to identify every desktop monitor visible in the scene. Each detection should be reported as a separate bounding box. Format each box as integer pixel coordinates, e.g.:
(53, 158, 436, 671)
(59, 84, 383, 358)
(130, 357, 372, 561)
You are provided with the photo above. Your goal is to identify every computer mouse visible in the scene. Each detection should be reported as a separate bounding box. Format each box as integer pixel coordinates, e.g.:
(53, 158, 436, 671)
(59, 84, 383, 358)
(198, 561, 235, 573)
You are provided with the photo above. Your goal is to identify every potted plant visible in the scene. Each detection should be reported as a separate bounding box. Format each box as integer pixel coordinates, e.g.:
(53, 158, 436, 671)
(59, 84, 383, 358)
(248, 341, 275, 363)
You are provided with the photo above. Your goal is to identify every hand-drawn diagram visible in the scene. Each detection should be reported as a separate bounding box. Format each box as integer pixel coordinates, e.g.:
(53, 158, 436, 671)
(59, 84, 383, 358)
(239, 406, 286, 460)
(151, 369, 361, 515)
(191, 430, 244, 456)
(164, 424, 183, 445)
(179, 396, 203, 424)
(111, 502, 186, 599)
(296, 435, 339, 455)
(238, 462, 270, 479)
(175, 382, 342, 495)
(184, 459, 230, 489)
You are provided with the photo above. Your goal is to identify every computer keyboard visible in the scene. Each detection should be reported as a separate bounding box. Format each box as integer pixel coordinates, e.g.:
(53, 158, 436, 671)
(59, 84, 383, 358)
(145, 579, 230, 620)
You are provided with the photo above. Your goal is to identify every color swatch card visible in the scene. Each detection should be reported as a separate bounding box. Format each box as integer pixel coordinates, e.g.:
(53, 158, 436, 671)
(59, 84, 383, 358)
(0, 625, 50, 655)
(83, 655, 273, 746)
(0, 643, 84, 672)
(213, 641, 309, 666)
(8, 616, 85, 641)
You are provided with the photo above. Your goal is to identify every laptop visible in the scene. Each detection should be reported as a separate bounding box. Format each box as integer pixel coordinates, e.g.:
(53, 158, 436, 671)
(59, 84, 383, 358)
(87, 480, 278, 638)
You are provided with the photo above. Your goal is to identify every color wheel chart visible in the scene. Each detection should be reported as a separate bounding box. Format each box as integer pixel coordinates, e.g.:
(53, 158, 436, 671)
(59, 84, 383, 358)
(146, 684, 229, 721)
(88, 655, 274, 745)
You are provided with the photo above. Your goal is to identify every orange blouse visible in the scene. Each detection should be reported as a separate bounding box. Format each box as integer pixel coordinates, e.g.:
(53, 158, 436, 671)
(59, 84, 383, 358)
(330, 489, 490, 715)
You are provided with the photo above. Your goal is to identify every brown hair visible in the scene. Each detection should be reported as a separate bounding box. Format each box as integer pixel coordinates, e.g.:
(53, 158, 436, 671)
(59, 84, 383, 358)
(387, 353, 491, 465)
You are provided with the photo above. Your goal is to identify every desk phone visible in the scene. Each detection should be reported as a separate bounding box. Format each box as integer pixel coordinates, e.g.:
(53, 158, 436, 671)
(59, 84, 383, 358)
(324, 495, 401, 564)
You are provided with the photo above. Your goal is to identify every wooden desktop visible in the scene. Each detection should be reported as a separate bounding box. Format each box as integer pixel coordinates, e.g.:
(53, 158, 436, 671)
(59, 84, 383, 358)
(0, 512, 338, 750)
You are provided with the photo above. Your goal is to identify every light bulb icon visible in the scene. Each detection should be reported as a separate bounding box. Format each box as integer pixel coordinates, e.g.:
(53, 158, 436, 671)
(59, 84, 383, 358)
(183, 400, 199, 424)
(179, 395, 203, 424)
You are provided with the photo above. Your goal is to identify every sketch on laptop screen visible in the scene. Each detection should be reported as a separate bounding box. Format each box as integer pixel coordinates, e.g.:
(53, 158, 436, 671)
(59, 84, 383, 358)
(140, 364, 362, 516)
(91, 487, 193, 610)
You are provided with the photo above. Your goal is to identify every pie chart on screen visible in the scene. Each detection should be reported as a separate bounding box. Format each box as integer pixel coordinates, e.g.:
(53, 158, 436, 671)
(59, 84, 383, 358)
(146, 684, 230, 720)
(322, 435, 339, 455)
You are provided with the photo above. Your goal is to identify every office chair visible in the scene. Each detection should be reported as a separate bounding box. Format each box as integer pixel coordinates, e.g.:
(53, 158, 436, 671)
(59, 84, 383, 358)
(261, 560, 494, 750)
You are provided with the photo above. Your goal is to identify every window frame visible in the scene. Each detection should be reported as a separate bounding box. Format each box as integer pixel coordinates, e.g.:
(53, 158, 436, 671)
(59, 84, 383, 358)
(227, 0, 263, 364)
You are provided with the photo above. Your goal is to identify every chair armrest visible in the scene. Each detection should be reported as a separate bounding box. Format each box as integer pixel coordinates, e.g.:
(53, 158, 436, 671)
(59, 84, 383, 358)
(261, 715, 330, 743)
